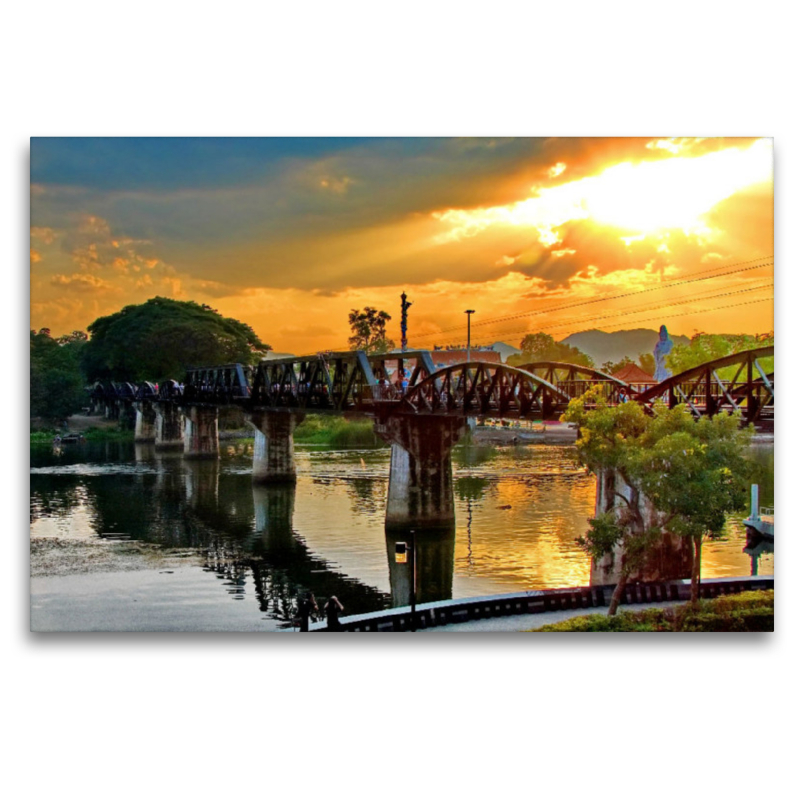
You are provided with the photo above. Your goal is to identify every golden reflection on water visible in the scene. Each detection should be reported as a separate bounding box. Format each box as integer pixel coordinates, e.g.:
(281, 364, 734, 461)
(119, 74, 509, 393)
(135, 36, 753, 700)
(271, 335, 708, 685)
(31, 441, 773, 606)
(453, 468, 596, 592)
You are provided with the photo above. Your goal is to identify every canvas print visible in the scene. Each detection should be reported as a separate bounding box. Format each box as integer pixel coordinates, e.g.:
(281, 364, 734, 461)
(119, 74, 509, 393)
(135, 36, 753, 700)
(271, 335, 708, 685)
(30, 137, 774, 632)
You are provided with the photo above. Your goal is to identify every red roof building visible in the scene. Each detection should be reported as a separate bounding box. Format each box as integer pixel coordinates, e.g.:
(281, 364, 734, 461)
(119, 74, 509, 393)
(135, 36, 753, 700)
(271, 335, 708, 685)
(612, 363, 657, 391)
(429, 348, 501, 368)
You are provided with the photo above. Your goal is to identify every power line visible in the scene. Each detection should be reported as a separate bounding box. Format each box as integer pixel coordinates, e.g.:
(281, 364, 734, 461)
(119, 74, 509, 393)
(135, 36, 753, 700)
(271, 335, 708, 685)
(467, 282, 774, 344)
(454, 278, 772, 344)
(424, 281, 773, 347)
(409, 255, 773, 341)
(318, 253, 773, 353)
(468, 288, 773, 346)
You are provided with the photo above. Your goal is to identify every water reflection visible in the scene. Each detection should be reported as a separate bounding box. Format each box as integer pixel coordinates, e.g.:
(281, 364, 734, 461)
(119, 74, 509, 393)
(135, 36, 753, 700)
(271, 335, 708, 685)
(30, 438, 774, 627)
(385, 527, 456, 606)
(348, 477, 384, 516)
(743, 528, 774, 577)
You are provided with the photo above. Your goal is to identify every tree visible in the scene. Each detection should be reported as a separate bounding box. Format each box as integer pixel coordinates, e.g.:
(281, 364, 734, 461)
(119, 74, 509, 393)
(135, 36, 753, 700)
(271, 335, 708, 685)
(638, 352, 655, 376)
(508, 332, 594, 368)
(562, 392, 756, 613)
(348, 307, 395, 354)
(30, 328, 88, 422)
(667, 331, 774, 377)
(82, 297, 271, 382)
(601, 356, 635, 375)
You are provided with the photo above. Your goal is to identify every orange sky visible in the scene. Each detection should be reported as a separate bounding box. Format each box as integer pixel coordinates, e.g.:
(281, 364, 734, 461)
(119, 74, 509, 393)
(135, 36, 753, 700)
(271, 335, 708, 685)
(30, 137, 773, 353)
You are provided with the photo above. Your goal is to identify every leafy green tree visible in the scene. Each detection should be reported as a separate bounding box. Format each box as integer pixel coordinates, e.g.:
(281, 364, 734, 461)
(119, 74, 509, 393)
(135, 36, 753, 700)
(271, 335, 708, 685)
(348, 307, 395, 354)
(508, 332, 594, 368)
(638, 352, 655, 376)
(667, 331, 774, 377)
(562, 393, 756, 613)
(82, 297, 271, 382)
(30, 328, 88, 422)
(601, 356, 635, 375)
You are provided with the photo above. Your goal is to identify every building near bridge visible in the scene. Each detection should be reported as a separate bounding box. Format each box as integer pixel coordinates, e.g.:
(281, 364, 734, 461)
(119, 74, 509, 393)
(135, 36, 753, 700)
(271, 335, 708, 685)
(611, 363, 657, 394)
(429, 347, 502, 369)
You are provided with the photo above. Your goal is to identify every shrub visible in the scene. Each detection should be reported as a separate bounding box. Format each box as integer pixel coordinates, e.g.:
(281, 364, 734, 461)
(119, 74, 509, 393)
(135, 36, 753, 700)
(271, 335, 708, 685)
(293, 415, 387, 448)
(530, 590, 773, 632)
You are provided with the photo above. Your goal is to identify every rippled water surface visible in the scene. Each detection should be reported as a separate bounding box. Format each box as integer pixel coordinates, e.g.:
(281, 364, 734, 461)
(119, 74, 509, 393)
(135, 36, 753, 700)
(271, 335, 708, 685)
(30, 439, 773, 630)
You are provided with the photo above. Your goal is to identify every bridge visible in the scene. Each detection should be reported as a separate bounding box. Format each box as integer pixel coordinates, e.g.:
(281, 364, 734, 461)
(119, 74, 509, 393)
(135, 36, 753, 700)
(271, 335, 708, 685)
(87, 345, 774, 530)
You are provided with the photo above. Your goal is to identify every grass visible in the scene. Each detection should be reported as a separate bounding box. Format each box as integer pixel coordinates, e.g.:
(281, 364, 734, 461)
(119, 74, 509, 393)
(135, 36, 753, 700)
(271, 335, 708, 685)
(529, 590, 774, 632)
(31, 414, 385, 448)
(293, 414, 388, 448)
(30, 426, 134, 443)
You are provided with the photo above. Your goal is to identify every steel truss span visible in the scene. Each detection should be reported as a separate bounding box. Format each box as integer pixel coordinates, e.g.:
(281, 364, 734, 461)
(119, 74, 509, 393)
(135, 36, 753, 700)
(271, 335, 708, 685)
(400, 362, 569, 420)
(249, 350, 438, 412)
(89, 347, 774, 426)
(636, 346, 774, 424)
(516, 361, 632, 404)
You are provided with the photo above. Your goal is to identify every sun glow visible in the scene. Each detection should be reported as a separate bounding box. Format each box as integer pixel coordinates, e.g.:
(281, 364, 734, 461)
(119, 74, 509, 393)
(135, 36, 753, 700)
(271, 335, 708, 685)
(433, 138, 772, 247)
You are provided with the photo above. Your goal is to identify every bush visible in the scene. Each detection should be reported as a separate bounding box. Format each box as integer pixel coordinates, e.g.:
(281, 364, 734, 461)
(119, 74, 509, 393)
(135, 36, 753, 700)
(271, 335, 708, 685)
(81, 426, 133, 442)
(532, 609, 675, 632)
(530, 590, 773, 632)
(293, 415, 387, 448)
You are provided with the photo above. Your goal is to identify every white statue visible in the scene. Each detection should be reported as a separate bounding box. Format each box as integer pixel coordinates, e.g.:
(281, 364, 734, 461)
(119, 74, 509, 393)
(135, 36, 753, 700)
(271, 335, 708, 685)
(653, 324, 673, 382)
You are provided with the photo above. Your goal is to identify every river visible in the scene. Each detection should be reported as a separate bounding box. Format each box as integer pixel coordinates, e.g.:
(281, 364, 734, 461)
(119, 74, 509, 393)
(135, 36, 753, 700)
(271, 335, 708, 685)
(29, 439, 774, 631)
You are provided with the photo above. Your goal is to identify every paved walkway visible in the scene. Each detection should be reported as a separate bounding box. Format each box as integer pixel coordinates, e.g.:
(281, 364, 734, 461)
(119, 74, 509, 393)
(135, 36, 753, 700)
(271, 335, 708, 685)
(414, 600, 682, 632)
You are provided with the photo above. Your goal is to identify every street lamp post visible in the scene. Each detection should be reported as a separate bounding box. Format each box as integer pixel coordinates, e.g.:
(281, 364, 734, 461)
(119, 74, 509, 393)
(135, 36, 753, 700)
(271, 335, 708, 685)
(410, 529, 417, 631)
(465, 309, 475, 363)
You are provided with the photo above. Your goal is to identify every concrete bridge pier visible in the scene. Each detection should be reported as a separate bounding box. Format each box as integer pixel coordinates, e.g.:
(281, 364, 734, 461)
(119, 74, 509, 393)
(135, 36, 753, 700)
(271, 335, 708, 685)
(133, 401, 157, 442)
(183, 405, 220, 459)
(153, 402, 185, 450)
(375, 416, 467, 529)
(246, 411, 304, 483)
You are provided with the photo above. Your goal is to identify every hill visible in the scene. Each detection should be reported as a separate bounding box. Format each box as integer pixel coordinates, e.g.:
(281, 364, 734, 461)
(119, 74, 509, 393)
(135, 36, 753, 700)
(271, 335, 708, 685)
(489, 341, 521, 362)
(560, 328, 690, 366)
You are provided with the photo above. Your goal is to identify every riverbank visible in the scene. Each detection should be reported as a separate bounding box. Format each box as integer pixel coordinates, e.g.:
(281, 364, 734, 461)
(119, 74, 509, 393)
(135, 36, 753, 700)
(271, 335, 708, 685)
(472, 422, 577, 445)
(34, 413, 773, 449)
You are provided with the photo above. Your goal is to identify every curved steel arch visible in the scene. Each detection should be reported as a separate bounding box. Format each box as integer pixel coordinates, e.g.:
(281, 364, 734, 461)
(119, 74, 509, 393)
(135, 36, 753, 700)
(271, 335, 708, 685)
(113, 381, 136, 400)
(518, 361, 629, 386)
(516, 361, 633, 402)
(400, 362, 570, 420)
(636, 346, 774, 424)
(135, 381, 159, 401)
(157, 379, 183, 401)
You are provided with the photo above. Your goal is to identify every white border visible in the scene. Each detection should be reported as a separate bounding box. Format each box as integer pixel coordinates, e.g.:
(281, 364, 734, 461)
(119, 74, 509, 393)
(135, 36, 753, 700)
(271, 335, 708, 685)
(7, 3, 796, 796)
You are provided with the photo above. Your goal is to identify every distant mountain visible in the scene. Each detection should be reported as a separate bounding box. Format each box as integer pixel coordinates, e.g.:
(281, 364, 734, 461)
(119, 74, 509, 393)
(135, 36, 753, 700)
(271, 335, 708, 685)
(560, 328, 690, 366)
(490, 341, 521, 363)
(261, 352, 295, 360)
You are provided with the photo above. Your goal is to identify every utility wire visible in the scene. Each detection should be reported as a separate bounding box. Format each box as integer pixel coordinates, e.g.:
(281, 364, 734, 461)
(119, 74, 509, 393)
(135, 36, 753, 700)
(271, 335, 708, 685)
(427, 281, 773, 347)
(468, 288, 773, 346)
(410, 256, 773, 341)
(318, 254, 773, 353)
(466, 282, 774, 344)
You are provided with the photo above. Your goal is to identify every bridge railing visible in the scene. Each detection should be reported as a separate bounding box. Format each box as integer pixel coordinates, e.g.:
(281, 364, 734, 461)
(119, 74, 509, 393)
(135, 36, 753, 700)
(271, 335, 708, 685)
(363, 383, 406, 403)
(181, 384, 251, 404)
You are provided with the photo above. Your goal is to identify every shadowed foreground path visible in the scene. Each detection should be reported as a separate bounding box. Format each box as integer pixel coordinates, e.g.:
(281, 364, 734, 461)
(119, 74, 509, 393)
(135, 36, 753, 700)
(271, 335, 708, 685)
(308, 576, 773, 633)
(414, 601, 684, 632)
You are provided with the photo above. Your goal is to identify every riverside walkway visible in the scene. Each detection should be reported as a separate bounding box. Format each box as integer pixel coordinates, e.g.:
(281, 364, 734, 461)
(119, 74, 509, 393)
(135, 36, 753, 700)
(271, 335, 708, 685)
(308, 575, 773, 633)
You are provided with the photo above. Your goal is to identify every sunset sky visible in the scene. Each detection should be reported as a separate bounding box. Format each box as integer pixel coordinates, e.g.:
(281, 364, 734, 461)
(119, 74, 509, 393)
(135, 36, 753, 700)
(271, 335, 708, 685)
(30, 136, 773, 354)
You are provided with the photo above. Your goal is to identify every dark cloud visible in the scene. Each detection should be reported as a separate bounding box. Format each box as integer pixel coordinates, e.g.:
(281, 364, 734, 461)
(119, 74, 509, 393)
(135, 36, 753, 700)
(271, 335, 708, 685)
(31, 137, 771, 299)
